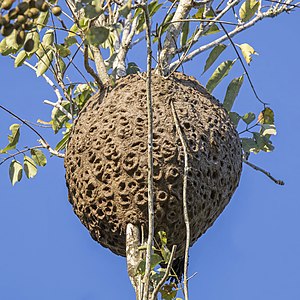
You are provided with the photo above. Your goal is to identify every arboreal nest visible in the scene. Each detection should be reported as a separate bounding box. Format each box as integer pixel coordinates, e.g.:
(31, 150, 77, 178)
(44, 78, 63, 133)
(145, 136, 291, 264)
(64, 72, 242, 257)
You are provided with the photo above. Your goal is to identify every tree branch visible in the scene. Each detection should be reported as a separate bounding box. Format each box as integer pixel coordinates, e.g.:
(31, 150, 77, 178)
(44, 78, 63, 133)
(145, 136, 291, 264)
(43, 100, 73, 119)
(159, 0, 193, 74)
(84, 45, 105, 90)
(243, 159, 284, 185)
(142, 1, 155, 299)
(170, 100, 190, 300)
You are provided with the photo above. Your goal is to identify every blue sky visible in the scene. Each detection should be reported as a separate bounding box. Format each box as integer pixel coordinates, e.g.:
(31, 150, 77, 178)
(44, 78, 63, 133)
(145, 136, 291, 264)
(0, 8, 300, 300)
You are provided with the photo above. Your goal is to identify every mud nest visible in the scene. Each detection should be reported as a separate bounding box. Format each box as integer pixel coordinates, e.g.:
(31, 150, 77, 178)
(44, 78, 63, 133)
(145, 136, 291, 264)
(64, 72, 242, 257)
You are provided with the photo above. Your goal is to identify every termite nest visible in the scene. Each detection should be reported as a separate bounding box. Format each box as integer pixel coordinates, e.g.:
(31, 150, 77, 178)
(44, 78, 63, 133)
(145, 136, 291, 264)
(64, 72, 242, 258)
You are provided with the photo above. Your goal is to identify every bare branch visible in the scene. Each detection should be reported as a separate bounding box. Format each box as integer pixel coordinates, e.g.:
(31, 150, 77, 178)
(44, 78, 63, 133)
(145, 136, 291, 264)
(43, 100, 73, 119)
(91, 45, 111, 85)
(170, 100, 190, 300)
(141, 1, 155, 299)
(159, 0, 193, 74)
(243, 159, 285, 185)
(84, 45, 105, 90)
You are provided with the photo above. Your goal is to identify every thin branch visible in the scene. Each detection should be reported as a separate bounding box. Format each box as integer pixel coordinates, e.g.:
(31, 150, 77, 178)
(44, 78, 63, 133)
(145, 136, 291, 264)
(166, 18, 239, 26)
(43, 100, 72, 119)
(84, 45, 105, 90)
(150, 245, 177, 300)
(0, 104, 64, 158)
(0, 146, 44, 166)
(243, 158, 285, 185)
(91, 45, 111, 85)
(170, 100, 190, 300)
(142, 1, 155, 299)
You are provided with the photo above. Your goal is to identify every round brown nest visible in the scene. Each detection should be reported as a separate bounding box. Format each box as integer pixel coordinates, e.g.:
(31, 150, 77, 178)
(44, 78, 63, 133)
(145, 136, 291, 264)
(64, 72, 242, 257)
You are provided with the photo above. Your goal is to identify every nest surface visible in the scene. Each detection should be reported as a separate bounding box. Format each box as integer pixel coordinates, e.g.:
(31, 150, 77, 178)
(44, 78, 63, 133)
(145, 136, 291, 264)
(64, 73, 242, 257)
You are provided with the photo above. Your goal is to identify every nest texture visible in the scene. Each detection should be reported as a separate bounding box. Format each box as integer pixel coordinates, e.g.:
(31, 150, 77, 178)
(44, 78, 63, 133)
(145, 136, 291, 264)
(64, 73, 242, 257)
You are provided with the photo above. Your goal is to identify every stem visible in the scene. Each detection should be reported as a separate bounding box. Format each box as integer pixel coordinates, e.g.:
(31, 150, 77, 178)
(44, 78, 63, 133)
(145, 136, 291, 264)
(170, 100, 190, 300)
(243, 159, 284, 185)
(142, 1, 154, 299)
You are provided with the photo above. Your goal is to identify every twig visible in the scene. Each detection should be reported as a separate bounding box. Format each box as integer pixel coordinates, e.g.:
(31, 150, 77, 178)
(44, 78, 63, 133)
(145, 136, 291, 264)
(0, 104, 64, 158)
(170, 100, 190, 300)
(151, 245, 177, 300)
(165, 18, 239, 26)
(243, 158, 285, 185)
(83, 45, 105, 90)
(0, 146, 44, 166)
(142, 1, 155, 299)
(43, 100, 72, 119)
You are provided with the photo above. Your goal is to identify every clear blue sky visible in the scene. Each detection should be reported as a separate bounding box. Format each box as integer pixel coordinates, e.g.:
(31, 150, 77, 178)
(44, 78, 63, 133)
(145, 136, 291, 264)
(0, 9, 300, 300)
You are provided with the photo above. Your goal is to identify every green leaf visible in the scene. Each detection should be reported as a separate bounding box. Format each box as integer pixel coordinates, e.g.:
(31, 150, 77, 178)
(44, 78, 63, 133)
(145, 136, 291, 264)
(55, 44, 71, 57)
(252, 132, 274, 152)
(68, 24, 79, 37)
(0, 38, 7, 54)
(261, 124, 276, 136)
(31, 149, 47, 166)
(9, 160, 23, 186)
(151, 253, 163, 269)
(37, 11, 49, 31)
(237, 43, 258, 65)
(14, 50, 27, 67)
(42, 30, 54, 46)
(23, 155, 37, 179)
(86, 26, 109, 46)
(0, 124, 21, 153)
(239, 0, 260, 22)
(36, 50, 53, 77)
(242, 112, 256, 124)
(229, 112, 241, 127)
(241, 137, 259, 154)
(119, 0, 132, 17)
(180, 20, 189, 47)
(223, 75, 244, 111)
(206, 60, 235, 93)
(158, 231, 167, 246)
(55, 131, 70, 151)
(6, 30, 19, 50)
(203, 44, 227, 74)
(203, 24, 220, 36)
(126, 62, 140, 75)
(258, 107, 274, 124)
(64, 36, 77, 47)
